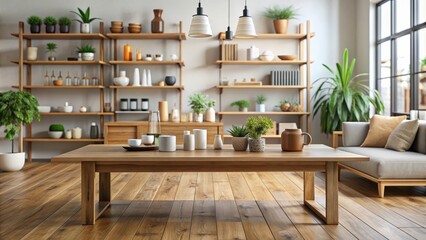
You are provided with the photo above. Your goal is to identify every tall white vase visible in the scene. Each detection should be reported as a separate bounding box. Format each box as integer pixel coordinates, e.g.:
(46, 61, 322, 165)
(141, 69, 148, 86)
(132, 68, 140, 86)
(147, 69, 152, 86)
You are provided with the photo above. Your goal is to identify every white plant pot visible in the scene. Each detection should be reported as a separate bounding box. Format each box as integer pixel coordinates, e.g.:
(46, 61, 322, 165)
(48, 131, 63, 139)
(0, 152, 25, 171)
(256, 104, 266, 112)
(195, 113, 203, 123)
(205, 107, 216, 122)
(82, 53, 94, 61)
(81, 23, 91, 33)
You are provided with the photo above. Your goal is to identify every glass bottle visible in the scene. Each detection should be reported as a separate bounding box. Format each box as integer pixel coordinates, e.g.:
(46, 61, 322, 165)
(73, 74, 80, 86)
(90, 122, 99, 139)
(91, 75, 99, 86)
(43, 70, 50, 86)
(81, 72, 89, 86)
(65, 72, 72, 86)
(50, 70, 56, 86)
(148, 110, 161, 145)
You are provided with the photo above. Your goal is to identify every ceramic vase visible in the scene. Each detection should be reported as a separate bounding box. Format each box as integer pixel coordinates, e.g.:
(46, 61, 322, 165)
(247, 46, 260, 60)
(194, 113, 203, 123)
(81, 23, 91, 33)
(141, 69, 147, 86)
(205, 107, 215, 122)
(213, 135, 223, 150)
(158, 101, 169, 122)
(113, 71, 129, 86)
(151, 9, 164, 33)
(194, 129, 207, 150)
(256, 104, 266, 112)
(147, 69, 152, 86)
(133, 68, 141, 86)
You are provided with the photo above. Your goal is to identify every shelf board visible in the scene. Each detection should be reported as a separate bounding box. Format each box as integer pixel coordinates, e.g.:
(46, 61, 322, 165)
(24, 138, 104, 143)
(109, 85, 184, 90)
(115, 111, 150, 114)
(223, 134, 281, 139)
(40, 112, 114, 116)
(216, 60, 309, 66)
(216, 85, 306, 89)
(218, 111, 310, 115)
(106, 33, 186, 40)
(218, 32, 315, 40)
(11, 33, 106, 40)
(109, 60, 184, 67)
(11, 60, 108, 65)
(13, 85, 105, 89)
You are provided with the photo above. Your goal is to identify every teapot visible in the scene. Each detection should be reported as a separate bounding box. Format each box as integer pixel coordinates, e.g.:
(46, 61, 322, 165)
(281, 128, 312, 152)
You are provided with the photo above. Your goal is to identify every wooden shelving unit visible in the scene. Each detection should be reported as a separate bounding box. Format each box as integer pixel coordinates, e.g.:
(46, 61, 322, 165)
(12, 21, 107, 161)
(109, 22, 186, 121)
(217, 20, 314, 137)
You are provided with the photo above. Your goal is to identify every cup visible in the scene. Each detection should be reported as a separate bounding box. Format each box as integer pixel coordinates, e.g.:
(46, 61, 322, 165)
(142, 135, 154, 145)
(159, 135, 176, 152)
(72, 127, 82, 139)
(64, 130, 72, 139)
(27, 47, 38, 61)
(193, 129, 207, 150)
(128, 138, 142, 147)
(184, 134, 195, 151)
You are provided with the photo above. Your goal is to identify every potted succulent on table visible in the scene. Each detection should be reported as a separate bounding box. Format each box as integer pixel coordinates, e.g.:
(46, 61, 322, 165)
(43, 16, 57, 33)
(48, 124, 65, 139)
(71, 7, 101, 33)
(205, 99, 216, 123)
(264, 5, 297, 34)
(231, 100, 250, 112)
(227, 125, 249, 151)
(255, 95, 266, 112)
(245, 116, 274, 152)
(59, 17, 72, 33)
(77, 44, 96, 61)
(0, 91, 40, 171)
(27, 16, 42, 33)
(188, 93, 208, 123)
(46, 42, 57, 61)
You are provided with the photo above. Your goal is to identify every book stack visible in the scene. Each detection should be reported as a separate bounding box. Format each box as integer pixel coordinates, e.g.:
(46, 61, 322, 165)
(270, 70, 300, 86)
(221, 44, 238, 61)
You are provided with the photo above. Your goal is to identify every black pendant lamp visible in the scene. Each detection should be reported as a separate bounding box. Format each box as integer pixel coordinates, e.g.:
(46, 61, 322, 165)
(225, 0, 233, 40)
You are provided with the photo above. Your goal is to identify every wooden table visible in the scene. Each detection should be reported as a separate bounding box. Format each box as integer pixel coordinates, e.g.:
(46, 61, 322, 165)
(52, 144, 368, 225)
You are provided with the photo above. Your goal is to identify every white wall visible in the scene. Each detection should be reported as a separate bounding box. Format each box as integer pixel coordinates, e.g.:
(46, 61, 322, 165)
(0, 0, 365, 158)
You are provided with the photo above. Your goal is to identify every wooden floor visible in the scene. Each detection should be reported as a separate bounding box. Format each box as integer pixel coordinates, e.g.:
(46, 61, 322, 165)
(0, 163, 425, 240)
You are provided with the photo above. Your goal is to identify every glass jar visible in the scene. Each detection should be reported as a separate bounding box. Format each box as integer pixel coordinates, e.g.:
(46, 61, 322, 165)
(148, 110, 161, 145)
(65, 72, 72, 86)
(130, 98, 138, 111)
(91, 76, 99, 86)
(120, 98, 129, 111)
(141, 98, 149, 111)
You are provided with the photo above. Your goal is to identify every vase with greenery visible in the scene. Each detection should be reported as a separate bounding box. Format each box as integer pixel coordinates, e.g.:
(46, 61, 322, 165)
(245, 116, 274, 152)
(227, 125, 249, 151)
(188, 93, 208, 122)
(77, 44, 96, 61)
(0, 91, 40, 171)
(46, 42, 57, 61)
(205, 99, 216, 123)
(312, 48, 384, 134)
(27, 16, 42, 33)
(255, 95, 266, 112)
(71, 7, 101, 33)
(231, 100, 250, 112)
(59, 17, 71, 33)
(264, 5, 297, 34)
(421, 57, 426, 71)
(43, 16, 57, 33)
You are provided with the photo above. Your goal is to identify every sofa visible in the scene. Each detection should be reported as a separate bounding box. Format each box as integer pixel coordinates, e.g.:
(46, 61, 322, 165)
(333, 121, 426, 198)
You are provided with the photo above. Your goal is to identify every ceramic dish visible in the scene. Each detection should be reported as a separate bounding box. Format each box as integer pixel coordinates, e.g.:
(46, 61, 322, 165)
(123, 145, 159, 151)
(38, 106, 51, 113)
(278, 55, 297, 61)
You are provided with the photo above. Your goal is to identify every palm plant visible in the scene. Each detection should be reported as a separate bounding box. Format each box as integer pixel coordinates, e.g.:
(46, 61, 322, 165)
(312, 48, 384, 134)
(264, 5, 298, 19)
(71, 7, 100, 23)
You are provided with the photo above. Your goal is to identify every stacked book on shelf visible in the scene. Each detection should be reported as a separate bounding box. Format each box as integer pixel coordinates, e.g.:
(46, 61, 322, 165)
(221, 44, 238, 60)
(270, 70, 300, 86)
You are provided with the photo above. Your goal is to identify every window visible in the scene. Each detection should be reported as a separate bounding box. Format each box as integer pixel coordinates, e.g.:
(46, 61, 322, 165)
(376, 0, 426, 115)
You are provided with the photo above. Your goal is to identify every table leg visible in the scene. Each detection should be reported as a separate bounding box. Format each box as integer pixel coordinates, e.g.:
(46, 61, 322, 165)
(99, 172, 111, 202)
(81, 162, 95, 225)
(304, 172, 315, 201)
(326, 162, 338, 224)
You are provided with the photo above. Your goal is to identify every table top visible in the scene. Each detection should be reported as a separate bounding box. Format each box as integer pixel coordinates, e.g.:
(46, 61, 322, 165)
(52, 144, 368, 163)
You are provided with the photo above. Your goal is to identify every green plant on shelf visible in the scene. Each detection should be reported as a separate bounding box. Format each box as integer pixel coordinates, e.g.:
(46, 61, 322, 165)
(46, 42, 57, 56)
(256, 95, 266, 104)
(227, 125, 249, 137)
(27, 16, 42, 25)
(59, 17, 72, 26)
(245, 116, 274, 139)
(264, 5, 298, 20)
(43, 16, 57, 25)
(71, 7, 101, 23)
(77, 44, 96, 53)
(49, 124, 65, 132)
(206, 99, 215, 108)
(188, 92, 208, 114)
(230, 100, 250, 109)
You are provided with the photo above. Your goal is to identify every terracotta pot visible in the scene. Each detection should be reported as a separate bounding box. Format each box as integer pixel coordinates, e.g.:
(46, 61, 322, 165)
(248, 138, 265, 152)
(273, 19, 289, 34)
(281, 128, 312, 152)
(232, 137, 248, 151)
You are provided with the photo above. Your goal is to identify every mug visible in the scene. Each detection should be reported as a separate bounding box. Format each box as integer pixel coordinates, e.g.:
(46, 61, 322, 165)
(281, 128, 312, 152)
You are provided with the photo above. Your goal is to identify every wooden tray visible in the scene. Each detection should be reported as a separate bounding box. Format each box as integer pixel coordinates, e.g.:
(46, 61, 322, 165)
(123, 145, 159, 151)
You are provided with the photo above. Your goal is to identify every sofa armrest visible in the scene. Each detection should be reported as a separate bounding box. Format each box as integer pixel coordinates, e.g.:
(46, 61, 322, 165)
(342, 122, 370, 147)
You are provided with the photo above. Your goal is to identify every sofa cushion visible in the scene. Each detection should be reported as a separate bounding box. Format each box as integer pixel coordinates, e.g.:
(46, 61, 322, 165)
(342, 122, 370, 147)
(338, 147, 426, 179)
(361, 115, 407, 147)
(385, 120, 419, 152)
(410, 120, 426, 154)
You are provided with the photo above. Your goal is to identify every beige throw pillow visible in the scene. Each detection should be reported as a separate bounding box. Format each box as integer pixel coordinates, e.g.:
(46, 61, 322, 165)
(385, 120, 419, 151)
(361, 115, 407, 147)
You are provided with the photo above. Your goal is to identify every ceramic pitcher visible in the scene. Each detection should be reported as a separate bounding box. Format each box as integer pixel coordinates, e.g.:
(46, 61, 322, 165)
(281, 128, 312, 152)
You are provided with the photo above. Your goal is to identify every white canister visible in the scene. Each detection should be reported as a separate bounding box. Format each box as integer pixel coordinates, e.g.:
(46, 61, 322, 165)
(64, 130, 72, 139)
(27, 47, 38, 61)
(72, 127, 82, 139)
(184, 134, 195, 151)
(159, 135, 176, 152)
(247, 46, 259, 61)
(193, 129, 207, 150)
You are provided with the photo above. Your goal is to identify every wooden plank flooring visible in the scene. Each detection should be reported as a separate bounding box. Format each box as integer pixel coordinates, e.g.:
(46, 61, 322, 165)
(0, 163, 425, 240)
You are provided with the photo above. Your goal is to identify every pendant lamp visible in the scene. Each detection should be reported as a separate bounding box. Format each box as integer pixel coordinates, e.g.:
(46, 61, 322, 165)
(225, 0, 233, 40)
(189, 0, 213, 38)
(235, 0, 257, 38)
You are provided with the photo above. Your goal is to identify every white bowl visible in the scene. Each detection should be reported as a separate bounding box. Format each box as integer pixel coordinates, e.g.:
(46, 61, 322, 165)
(64, 106, 73, 113)
(128, 139, 142, 147)
(259, 55, 275, 61)
(113, 76, 130, 86)
(142, 135, 154, 145)
(48, 131, 63, 139)
(38, 106, 51, 113)
(145, 57, 153, 61)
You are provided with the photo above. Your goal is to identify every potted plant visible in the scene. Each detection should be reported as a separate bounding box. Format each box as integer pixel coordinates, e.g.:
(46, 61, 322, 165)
(205, 99, 216, 123)
(59, 17, 71, 33)
(227, 125, 249, 151)
(288, 102, 303, 112)
(255, 95, 266, 112)
(421, 57, 426, 72)
(313, 48, 384, 134)
(43, 16, 57, 33)
(0, 91, 40, 171)
(188, 93, 208, 123)
(230, 100, 250, 112)
(77, 44, 96, 61)
(264, 5, 297, 34)
(71, 7, 101, 33)
(27, 16, 42, 33)
(279, 100, 290, 112)
(46, 42, 57, 61)
(48, 124, 65, 139)
(245, 116, 274, 152)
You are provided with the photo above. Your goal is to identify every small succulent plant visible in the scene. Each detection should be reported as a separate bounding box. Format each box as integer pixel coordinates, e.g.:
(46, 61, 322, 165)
(227, 125, 249, 137)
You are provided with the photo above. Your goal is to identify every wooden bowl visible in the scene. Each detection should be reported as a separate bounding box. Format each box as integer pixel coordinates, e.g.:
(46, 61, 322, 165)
(110, 27, 124, 33)
(278, 55, 297, 61)
(111, 21, 123, 26)
(53, 79, 63, 86)
(128, 27, 141, 33)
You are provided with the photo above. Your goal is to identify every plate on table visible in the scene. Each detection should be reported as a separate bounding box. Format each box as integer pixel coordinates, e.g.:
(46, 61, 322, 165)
(123, 145, 159, 151)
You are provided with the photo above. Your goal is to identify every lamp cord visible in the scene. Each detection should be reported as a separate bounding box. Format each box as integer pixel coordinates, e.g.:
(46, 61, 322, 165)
(228, 0, 231, 27)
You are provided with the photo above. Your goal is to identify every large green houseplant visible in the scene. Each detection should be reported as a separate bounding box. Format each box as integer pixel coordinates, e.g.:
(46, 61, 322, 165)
(0, 91, 40, 171)
(313, 48, 384, 134)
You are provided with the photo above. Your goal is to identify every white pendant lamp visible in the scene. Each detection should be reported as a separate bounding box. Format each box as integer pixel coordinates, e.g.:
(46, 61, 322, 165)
(235, 0, 257, 38)
(189, 0, 213, 38)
